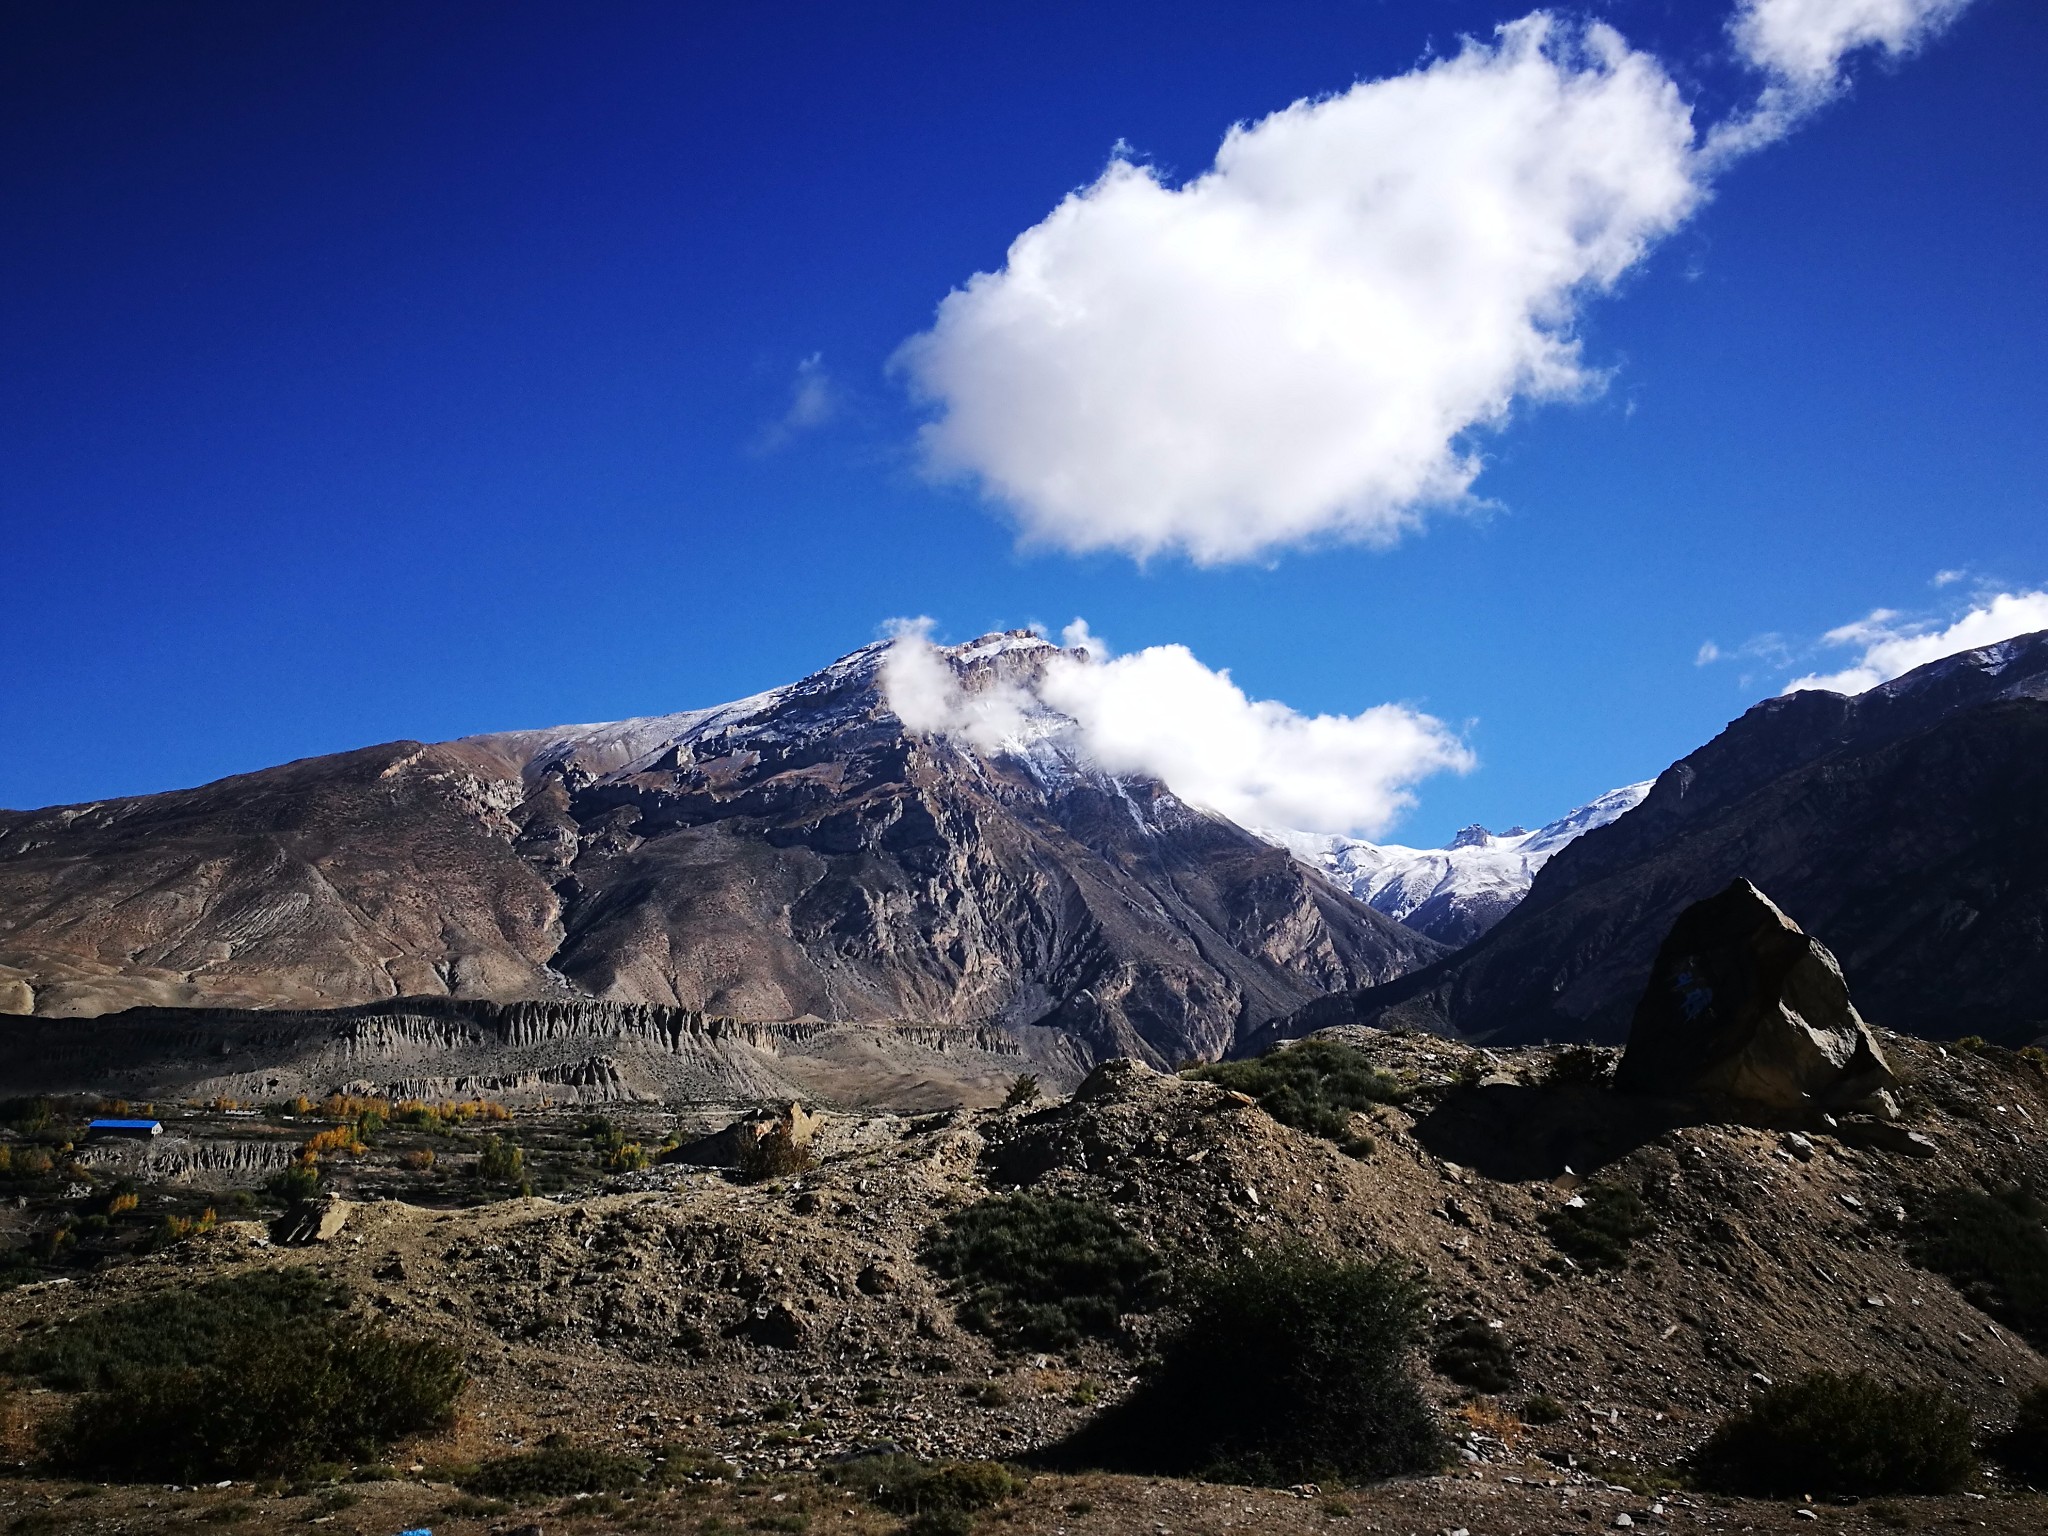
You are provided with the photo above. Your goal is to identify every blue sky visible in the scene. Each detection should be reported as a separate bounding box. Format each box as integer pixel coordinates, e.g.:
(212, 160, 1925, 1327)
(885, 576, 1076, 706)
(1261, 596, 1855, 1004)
(2, 0, 2042, 844)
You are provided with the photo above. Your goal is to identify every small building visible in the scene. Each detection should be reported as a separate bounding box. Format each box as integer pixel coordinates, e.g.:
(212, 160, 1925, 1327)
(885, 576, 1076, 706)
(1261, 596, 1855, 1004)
(85, 1117, 162, 1140)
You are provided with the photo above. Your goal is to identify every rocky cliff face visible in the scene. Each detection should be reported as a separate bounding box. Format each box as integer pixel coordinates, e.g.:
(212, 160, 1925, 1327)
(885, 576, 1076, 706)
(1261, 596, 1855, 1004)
(0, 633, 1441, 1067)
(1272, 631, 2048, 1048)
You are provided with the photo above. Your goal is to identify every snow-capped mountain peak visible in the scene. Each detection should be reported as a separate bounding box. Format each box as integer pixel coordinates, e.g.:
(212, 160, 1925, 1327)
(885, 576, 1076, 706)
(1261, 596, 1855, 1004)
(1262, 780, 1653, 948)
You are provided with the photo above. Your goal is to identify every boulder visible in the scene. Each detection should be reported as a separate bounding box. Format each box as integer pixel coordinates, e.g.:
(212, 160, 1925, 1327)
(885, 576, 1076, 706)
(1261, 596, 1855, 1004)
(1073, 1057, 1156, 1102)
(1615, 879, 1896, 1114)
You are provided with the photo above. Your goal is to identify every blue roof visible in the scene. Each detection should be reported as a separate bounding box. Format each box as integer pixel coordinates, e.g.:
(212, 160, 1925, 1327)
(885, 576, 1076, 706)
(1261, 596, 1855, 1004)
(87, 1118, 161, 1129)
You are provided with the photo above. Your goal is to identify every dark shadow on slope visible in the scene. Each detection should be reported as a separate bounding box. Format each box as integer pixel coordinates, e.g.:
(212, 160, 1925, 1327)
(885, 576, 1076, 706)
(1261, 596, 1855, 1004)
(1406, 1080, 1798, 1183)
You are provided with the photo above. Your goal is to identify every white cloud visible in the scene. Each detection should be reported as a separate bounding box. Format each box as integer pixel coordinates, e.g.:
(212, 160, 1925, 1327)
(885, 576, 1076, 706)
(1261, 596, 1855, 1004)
(1695, 640, 1722, 666)
(1731, 0, 1974, 88)
(895, 16, 1702, 565)
(1713, 0, 1977, 159)
(1932, 568, 1966, 588)
(878, 622, 1473, 837)
(1058, 618, 1107, 659)
(876, 618, 1036, 751)
(1783, 590, 2048, 695)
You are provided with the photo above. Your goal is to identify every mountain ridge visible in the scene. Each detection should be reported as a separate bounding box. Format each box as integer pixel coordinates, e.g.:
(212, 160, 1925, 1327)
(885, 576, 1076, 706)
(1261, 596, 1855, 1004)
(0, 632, 1444, 1071)
(1268, 628, 2048, 1049)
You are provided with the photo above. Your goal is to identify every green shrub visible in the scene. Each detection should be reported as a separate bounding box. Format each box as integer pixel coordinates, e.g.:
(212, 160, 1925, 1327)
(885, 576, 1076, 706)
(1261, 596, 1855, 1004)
(1990, 1381, 2048, 1488)
(461, 1443, 651, 1500)
(0, 1098, 56, 1134)
(1188, 1039, 1406, 1152)
(0, 1247, 37, 1290)
(1909, 1186, 2048, 1347)
(6, 1269, 342, 1389)
(918, 1194, 1163, 1351)
(1521, 1392, 1567, 1426)
(6, 1269, 462, 1481)
(824, 1455, 1022, 1535)
(1693, 1371, 1975, 1496)
(1001, 1074, 1041, 1110)
(477, 1134, 524, 1184)
(265, 1165, 321, 1208)
(1541, 1184, 1655, 1269)
(1050, 1246, 1444, 1485)
(1431, 1314, 1517, 1392)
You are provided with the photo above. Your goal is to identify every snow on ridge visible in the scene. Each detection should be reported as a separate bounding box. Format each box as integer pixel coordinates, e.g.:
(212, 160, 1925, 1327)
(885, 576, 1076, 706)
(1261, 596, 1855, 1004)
(1264, 780, 1653, 943)
(462, 631, 1067, 784)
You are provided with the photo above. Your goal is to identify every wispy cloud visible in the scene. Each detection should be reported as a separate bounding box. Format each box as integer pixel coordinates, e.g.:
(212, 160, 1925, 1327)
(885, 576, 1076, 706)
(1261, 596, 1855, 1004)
(1783, 588, 2048, 694)
(1712, 0, 1978, 159)
(878, 621, 1472, 838)
(750, 352, 836, 454)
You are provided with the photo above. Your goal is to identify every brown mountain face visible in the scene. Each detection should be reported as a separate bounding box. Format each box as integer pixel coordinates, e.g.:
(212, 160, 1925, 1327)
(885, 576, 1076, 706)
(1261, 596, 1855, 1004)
(0, 633, 1442, 1068)
(1273, 630, 2048, 1049)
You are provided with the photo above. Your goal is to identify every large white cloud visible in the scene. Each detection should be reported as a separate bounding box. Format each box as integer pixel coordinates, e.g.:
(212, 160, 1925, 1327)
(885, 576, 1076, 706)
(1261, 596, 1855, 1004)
(879, 623, 1473, 837)
(895, 16, 1702, 564)
(1784, 589, 2048, 695)
(898, 4, 1985, 564)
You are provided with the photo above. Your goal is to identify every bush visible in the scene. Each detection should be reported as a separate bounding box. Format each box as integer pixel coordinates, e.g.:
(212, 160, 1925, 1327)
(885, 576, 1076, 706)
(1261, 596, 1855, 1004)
(5, 1269, 462, 1480)
(1050, 1246, 1444, 1485)
(461, 1444, 651, 1501)
(1990, 1381, 2048, 1488)
(266, 1165, 321, 1208)
(1540, 1046, 1616, 1087)
(1909, 1186, 2048, 1347)
(1541, 1184, 1655, 1269)
(1001, 1074, 1041, 1110)
(605, 1141, 653, 1173)
(919, 1194, 1163, 1351)
(1188, 1039, 1406, 1152)
(1521, 1392, 1567, 1426)
(1693, 1371, 1975, 1496)
(737, 1124, 815, 1183)
(1431, 1314, 1517, 1392)
(0, 1098, 56, 1134)
(477, 1134, 524, 1184)
(824, 1455, 1022, 1536)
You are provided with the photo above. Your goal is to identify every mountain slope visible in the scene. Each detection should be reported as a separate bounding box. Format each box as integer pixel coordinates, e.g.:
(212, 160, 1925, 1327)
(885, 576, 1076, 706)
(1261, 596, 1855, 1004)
(1272, 632, 2048, 1047)
(1261, 781, 1652, 946)
(0, 633, 1442, 1067)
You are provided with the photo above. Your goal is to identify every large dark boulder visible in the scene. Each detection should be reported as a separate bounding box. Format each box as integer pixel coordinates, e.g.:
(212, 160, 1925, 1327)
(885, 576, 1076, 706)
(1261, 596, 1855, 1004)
(1615, 879, 1896, 1113)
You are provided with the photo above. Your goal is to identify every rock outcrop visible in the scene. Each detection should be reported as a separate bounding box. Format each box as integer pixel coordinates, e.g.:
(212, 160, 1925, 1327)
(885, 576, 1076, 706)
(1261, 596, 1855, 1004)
(1614, 879, 1896, 1113)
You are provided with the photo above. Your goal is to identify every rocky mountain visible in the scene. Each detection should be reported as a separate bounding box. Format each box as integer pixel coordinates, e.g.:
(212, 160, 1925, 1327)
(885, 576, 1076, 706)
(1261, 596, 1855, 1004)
(1259, 780, 1652, 946)
(0, 632, 1442, 1069)
(1274, 630, 2048, 1048)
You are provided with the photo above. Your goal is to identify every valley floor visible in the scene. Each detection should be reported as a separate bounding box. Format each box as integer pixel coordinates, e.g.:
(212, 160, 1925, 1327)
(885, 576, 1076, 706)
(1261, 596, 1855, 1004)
(5, 1030, 2048, 1533)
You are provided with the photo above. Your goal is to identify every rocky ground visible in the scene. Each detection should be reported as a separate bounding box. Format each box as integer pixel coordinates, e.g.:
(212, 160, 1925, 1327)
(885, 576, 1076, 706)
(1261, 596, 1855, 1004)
(0, 1462, 2038, 1536)
(4, 1028, 2048, 1533)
